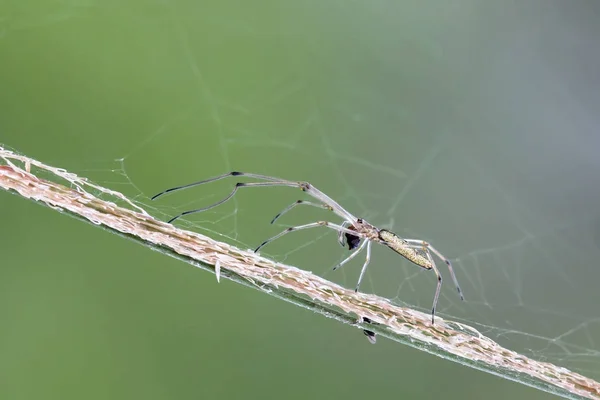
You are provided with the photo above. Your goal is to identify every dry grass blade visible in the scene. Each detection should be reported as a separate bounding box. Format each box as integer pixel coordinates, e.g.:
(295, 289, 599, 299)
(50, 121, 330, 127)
(0, 144, 599, 400)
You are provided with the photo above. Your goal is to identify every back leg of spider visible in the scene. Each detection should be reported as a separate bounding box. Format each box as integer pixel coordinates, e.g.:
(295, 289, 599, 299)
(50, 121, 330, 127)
(254, 221, 364, 253)
(404, 239, 464, 300)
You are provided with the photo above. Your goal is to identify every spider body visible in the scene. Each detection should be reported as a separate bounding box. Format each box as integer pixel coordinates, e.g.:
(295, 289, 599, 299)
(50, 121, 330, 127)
(152, 171, 464, 323)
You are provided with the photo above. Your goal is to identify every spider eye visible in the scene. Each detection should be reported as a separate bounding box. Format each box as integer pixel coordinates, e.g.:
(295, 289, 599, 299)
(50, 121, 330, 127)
(345, 232, 361, 250)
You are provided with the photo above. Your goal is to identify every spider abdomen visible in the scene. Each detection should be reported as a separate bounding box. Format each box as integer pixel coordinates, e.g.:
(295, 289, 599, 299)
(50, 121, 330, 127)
(378, 229, 432, 270)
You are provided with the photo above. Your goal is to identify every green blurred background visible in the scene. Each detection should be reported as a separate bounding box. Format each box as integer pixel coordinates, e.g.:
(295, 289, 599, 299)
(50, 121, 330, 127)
(1, 1, 599, 399)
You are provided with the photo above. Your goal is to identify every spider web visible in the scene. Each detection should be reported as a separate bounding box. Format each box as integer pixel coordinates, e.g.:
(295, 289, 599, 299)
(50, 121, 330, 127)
(111, 136, 600, 381)
(4, 0, 599, 385)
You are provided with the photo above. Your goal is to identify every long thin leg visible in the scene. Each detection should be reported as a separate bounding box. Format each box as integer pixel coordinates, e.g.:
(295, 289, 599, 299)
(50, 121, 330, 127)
(355, 241, 372, 292)
(270, 200, 333, 224)
(403, 239, 464, 300)
(151, 171, 359, 223)
(254, 221, 364, 253)
(424, 251, 443, 324)
(427, 245, 464, 300)
(151, 171, 289, 200)
(332, 238, 368, 271)
(162, 181, 294, 224)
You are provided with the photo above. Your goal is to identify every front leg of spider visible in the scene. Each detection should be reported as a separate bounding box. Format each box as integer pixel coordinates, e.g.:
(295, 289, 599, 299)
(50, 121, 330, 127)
(253, 221, 361, 254)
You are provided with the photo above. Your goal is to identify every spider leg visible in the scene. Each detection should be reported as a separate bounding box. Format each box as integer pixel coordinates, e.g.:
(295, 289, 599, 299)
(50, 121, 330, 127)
(163, 181, 294, 224)
(403, 239, 464, 301)
(427, 245, 464, 300)
(152, 171, 359, 223)
(254, 221, 364, 253)
(332, 238, 368, 271)
(151, 171, 289, 200)
(422, 251, 443, 324)
(270, 200, 333, 224)
(337, 221, 351, 247)
(354, 241, 372, 292)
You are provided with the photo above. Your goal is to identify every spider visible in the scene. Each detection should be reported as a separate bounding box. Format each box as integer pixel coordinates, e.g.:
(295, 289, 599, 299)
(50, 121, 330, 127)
(152, 171, 464, 323)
